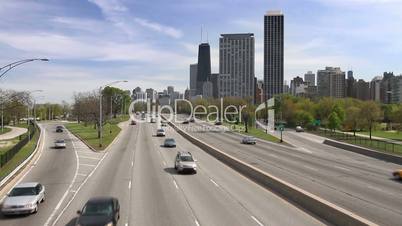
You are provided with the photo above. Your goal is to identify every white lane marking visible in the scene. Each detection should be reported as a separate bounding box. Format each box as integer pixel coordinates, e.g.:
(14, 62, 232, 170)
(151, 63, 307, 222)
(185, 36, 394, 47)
(303, 165, 317, 171)
(131, 161, 134, 167)
(195, 219, 200, 226)
(51, 152, 108, 226)
(333, 165, 351, 171)
(297, 147, 313, 154)
(78, 156, 101, 160)
(44, 130, 80, 226)
(210, 179, 219, 187)
(162, 161, 166, 166)
(70, 190, 76, 193)
(173, 180, 178, 189)
(79, 163, 96, 167)
(251, 215, 264, 226)
(77, 173, 87, 177)
(128, 181, 131, 189)
(125, 223, 128, 226)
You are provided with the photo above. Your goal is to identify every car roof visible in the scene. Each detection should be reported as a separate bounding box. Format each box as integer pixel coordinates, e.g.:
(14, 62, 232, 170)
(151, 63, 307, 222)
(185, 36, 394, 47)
(86, 196, 116, 204)
(15, 182, 39, 188)
(56, 139, 65, 142)
(178, 151, 192, 157)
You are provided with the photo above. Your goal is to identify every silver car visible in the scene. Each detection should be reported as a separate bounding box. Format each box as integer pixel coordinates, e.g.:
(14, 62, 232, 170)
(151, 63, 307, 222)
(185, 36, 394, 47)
(241, 136, 256, 145)
(55, 139, 66, 148)
(1, 182, 45, 215)
(174, 151, 197, 174)
(156, 128, 166, 137)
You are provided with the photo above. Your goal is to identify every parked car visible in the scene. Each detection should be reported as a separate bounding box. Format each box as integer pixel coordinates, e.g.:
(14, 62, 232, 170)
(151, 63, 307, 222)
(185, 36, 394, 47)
(1, 182, 45, 215)
(174, 151, 197, 174)
(295, 126, 304, 132)
(56, 125, 64, 133)
(130, 120, 136, 125)
(156, 128, 166, 137)
(241, 136, 257, 145)
(164, 138, 176, 147)
(392, 170, 402, 180)
(75, 197, 120, 226)
(54, 139, 66, 149)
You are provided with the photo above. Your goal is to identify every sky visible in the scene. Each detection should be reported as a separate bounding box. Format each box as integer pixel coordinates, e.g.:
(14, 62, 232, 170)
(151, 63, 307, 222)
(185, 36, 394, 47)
(0, 0, 401, 103)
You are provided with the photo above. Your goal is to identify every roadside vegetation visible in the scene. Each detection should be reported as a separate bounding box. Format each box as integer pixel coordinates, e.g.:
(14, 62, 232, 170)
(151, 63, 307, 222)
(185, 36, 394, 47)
(0, 127, 39, 180)
(67, 87, 131, 151)
(0, 127, 11, 135)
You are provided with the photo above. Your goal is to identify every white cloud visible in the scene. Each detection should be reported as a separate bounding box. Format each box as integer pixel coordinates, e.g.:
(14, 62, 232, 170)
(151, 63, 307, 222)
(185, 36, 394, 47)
(134, 18, 183, 39)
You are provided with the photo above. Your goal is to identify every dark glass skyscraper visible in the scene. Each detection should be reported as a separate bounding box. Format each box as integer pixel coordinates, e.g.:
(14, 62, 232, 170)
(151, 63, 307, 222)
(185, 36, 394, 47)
(196, 43, 211, 95)
(264, 11, 284, 100)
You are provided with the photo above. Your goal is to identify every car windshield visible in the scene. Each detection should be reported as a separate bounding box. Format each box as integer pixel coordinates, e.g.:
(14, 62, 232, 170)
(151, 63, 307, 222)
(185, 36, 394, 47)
(9, 187, 38, 196)
(158, 129, 164, 132)
(166, 139, 175, 143)
(180, 155, 194, 162)
(82, 201, 113, 216)
(56, 140, 65, 143)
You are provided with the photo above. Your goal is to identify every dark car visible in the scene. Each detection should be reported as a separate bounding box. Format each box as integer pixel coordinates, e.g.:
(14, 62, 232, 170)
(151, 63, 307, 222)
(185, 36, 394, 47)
(182, 120, 189, 124)
(76, 197, 120, 226)
(189, 117, 195, 122)
(164, 138, 176, 147)
(56, 126, 64, 133)
(131, 120, 136, 125)
(214, 121, 222, 125)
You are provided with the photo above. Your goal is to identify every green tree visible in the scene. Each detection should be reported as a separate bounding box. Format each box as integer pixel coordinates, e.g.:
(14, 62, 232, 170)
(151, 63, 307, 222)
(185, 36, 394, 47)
(294, 110, 314, 128)
(328, 112, 341, 132)
(343, 106, 361, 136)
(360, 101, 382, 139)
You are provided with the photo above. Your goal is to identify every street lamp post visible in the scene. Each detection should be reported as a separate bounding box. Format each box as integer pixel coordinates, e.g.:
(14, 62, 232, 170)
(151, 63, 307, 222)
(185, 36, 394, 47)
(99, 80, 127, 147)
(27, 90, 43, 141)
(0, 58, 48, 132)
(0, 58, 49, 80)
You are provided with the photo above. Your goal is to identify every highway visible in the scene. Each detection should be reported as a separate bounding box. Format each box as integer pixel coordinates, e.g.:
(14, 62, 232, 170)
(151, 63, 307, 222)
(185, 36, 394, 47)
(0, 119, 323, 226)
(176, 115, 402, 226)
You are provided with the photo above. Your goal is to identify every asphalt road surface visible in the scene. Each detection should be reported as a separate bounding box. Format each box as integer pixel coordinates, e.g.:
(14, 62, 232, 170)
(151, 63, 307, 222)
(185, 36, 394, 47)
(0, 120, 323, 226)
(176, 115, 402, 226)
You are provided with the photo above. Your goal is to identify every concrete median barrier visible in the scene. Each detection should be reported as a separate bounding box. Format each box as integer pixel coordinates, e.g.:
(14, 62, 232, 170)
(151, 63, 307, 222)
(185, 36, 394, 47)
(324, 139, 402, 165)
(164, 116, 378, 226)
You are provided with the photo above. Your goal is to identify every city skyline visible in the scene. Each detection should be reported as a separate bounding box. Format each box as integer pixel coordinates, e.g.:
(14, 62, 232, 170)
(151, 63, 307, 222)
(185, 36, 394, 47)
(1, 0, 402, 102)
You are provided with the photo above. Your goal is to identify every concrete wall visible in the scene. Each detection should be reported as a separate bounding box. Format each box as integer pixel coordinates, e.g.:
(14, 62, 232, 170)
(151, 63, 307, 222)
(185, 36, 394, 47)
(324, 139, 402, 165)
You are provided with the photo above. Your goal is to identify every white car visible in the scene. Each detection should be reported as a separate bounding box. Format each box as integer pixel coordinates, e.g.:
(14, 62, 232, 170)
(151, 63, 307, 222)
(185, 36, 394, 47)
(156, 128, 166, 137)
(54, 139, 66, 148)
(1, 182, 45, 215)
(295, 126, 304, 132)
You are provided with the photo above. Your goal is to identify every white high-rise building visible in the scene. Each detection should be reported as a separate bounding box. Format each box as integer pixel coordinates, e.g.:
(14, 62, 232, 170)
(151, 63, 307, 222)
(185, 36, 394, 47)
(219, 33, 255, 101)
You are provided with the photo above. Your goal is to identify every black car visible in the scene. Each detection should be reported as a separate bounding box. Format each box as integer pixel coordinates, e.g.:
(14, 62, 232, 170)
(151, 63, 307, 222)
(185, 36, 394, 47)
(164, 138, 176, 147)
(76, 197, 120, 226)
(56, 126, 64, 132)
(130, 120, 136, 125)
(214, 121, 222, 125)
(182, 120, 189, 124)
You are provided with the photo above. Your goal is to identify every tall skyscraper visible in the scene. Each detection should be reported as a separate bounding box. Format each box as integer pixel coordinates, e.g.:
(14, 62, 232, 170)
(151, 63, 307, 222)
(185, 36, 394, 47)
(304, 71, 315, 86)
(189, 63, 197, 97)
(264, 11, 284, 99)
(355, 79, 370, 100)
(346, 70, 355, 98)
(219, 33, 255, 101)
(317, 67, 345, 98)
(196, 43, 211, 95)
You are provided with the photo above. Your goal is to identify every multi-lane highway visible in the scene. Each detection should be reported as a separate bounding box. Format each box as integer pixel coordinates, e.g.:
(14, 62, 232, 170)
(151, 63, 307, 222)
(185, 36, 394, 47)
(176, 115, 402, 226)
(0, 118, 324, 226)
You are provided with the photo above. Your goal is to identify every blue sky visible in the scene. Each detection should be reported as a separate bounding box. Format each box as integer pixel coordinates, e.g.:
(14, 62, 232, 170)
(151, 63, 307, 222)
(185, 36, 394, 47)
(0, 0, 401, 102)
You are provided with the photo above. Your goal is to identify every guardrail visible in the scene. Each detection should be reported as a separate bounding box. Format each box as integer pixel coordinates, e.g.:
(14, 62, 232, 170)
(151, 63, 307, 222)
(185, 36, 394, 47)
(0, 123, 37, 168)
(163, 116, 378, 226)
(311, 129, 402, 156)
